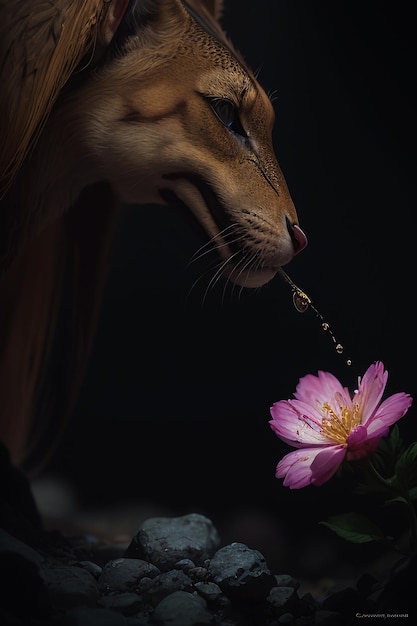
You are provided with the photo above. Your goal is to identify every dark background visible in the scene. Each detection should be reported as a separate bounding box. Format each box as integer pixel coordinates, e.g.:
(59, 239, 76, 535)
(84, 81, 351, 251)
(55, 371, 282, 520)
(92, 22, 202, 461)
(41, 0, 415, 585)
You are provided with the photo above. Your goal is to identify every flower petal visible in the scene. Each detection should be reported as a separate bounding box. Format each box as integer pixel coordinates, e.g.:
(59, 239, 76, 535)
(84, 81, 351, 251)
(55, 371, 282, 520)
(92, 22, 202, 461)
(354, 361, 388, 423)
(276, 449, 317, 488)
(347, 435, 381, 461)
(345, 425, 381, 460)
(270, 399, 329, 446)
(346, 424, 368, 447)
(364, 391, 413, 438)
(309, 445, 346, 485)
(276, 445, 345, 489)
(294, 371, 350, 408)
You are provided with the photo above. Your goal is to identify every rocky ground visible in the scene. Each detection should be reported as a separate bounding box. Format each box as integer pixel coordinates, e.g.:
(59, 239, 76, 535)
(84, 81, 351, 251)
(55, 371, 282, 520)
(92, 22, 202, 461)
(1, 444, 415, 626)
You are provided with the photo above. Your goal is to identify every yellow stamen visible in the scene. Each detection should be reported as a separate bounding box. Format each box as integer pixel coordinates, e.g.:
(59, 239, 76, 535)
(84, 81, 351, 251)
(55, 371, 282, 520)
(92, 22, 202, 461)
(320, 401, 362, 444)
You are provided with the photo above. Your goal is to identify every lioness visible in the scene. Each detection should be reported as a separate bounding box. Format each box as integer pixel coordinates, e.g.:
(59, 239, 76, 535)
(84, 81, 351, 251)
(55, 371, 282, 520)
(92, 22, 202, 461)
(0, 0, 307, 466)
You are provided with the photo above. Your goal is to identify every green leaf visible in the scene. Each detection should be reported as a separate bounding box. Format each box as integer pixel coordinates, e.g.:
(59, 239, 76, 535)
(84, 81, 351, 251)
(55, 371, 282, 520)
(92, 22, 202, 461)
(372, 425, 405, 476)
(320, 512, 385, 544)
(393, 442, 417, 495)
(409, 486, 417, 501)
(395, 442, 417, 476)
(354, 480, 390, 497)
(384, 495, 408, 507)
(390, 424, 404, 451)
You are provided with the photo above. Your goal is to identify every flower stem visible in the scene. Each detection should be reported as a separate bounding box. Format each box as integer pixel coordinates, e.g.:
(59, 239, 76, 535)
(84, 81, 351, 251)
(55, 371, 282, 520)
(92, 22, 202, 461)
(365, 457, 394, 492)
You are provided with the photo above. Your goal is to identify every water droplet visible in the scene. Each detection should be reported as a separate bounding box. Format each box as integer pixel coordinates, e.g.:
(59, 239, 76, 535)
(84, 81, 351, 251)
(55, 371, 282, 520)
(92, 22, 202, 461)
(292, 290, 310, 313)
(278, 268, 351, 365)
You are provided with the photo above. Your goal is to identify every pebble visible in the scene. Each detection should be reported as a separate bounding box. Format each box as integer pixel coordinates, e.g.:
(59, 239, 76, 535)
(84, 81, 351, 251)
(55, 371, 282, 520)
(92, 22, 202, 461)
(208, 541, 276, 601)
(125, 513, 220, 571)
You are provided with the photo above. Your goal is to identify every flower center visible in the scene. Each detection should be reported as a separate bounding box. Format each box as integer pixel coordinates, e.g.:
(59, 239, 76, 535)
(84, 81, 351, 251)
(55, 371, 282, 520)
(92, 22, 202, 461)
(320, 401, 361, 444)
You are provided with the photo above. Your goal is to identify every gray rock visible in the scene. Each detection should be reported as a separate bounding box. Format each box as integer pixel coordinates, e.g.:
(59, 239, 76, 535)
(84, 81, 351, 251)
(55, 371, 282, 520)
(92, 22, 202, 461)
(76, 560, 103, 579)
(99, 591, 144, 615)
(150, 590, 213, 625)
(40, 563, 100, 609)
(194, 581, 223, 602)
(208, 542, 275, 601)
(187, 566, 209, 581)
(274, 574, 300, 589)
(98, 557, 159, 594)
(267, 585, 299, 616)
(174, 558, 195, 571)
(277, 612, 296, 624)
(125, 513, 220, 572)
(141, 569, 194, 607)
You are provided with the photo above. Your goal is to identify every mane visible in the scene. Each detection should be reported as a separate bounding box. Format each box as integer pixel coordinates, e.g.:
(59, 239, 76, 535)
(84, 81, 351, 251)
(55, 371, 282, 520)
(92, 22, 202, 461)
(0, 1, 118, 469)
(0, 0, 112, 199)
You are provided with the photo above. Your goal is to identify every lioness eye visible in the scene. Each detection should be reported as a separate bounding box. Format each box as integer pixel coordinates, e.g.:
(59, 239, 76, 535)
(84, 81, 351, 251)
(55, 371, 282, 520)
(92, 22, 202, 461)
(210, 98, 247, 139)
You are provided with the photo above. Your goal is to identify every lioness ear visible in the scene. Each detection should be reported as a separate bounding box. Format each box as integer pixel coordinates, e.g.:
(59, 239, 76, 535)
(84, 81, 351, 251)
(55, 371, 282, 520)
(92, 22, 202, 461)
(99, 0, 132, 46)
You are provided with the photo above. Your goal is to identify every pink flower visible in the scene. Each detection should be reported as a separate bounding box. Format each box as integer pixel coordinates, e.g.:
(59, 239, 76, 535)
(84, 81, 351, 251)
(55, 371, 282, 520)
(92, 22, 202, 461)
(269, 362, 413, 489)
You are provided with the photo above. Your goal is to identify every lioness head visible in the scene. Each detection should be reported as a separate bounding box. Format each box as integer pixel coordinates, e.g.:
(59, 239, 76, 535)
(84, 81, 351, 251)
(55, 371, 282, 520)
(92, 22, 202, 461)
(44, 0, 307, 288)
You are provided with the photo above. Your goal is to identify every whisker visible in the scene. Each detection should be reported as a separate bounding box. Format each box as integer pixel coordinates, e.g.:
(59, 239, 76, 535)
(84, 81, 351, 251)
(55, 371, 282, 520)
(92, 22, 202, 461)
(187, 223, 237, 265)
(184, 247, 234, 308)
(201, 254, 237, 308)
(254, 63, 264, 80)
(187, 239, 229, 268)
(267, 88, 279, 104)
(229, 250, 255, 294)
(217, 250, 248, 307)
(184, 263, 219, 308)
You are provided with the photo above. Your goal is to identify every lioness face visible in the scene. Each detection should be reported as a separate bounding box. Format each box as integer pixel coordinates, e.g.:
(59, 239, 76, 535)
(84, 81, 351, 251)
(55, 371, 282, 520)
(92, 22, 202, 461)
(66, 0, 307, 288)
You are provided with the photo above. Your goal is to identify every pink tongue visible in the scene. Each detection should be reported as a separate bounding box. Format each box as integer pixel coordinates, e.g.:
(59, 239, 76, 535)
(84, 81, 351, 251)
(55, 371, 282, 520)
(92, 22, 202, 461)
(293, 224, 308, 254)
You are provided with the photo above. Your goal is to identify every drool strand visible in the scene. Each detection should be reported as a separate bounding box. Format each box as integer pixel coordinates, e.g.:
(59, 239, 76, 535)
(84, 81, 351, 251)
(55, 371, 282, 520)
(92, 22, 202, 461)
(278, 268, 352, 366)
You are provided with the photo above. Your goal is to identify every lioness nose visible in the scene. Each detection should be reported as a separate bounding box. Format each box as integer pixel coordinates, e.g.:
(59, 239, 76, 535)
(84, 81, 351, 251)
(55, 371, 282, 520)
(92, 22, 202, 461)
(286, 217, 308, 254)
